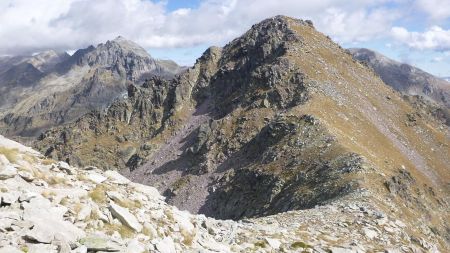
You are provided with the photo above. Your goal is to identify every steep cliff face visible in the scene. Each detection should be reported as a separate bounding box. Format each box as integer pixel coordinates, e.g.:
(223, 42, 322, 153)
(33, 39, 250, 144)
(35, 16, 449, 249)
(0, 37, 184, 138)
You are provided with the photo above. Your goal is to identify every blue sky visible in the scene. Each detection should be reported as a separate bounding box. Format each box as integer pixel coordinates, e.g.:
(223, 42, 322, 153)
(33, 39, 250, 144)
(153, 0, 450, 77)
(1, 0, 449, 77)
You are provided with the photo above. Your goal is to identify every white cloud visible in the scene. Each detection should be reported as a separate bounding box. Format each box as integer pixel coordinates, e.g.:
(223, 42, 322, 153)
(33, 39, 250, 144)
(318, 7, 399, 43)
(432, 56, 444, 62)
(0, 0, 409, 55)
(415, 0, 450, 20)
(391, 26, 450, 51)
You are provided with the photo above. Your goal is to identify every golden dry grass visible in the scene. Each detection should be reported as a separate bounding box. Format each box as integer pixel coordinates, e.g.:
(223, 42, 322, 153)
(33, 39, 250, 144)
(0, 147, 19, 163)
(88, 184, 108, 204)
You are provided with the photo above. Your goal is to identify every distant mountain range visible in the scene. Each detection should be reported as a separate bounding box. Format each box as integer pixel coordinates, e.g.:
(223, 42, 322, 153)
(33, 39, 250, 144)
(0, 50, 70, 108)
(348, 48, 450, 108)
(0, 36, 185, 137)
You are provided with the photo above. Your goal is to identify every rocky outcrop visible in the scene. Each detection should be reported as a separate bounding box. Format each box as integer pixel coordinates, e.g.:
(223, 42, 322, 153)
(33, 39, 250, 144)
(1, 135, 447, 252)
(35, 77, 180, 170)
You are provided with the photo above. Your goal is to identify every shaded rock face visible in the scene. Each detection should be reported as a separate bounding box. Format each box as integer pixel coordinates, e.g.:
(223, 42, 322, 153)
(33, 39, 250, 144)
(0, 37, 185, 138)
(200, 115, 361, 219)
(35, 15, 449, 241)
(36, 77, 178, 170)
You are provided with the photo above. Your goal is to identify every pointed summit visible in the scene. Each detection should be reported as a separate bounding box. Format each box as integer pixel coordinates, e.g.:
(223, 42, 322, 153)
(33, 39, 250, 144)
(106, 35, 150, 58)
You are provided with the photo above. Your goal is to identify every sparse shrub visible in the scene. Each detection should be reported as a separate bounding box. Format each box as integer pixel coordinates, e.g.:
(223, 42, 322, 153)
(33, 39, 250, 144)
(89, 185, 107, 204)
(254, 241, 266, 248)
(42, 158, 56, 165)
(291, 241, 311, 249)
(48, 176, 67, 185)
(181, 228, 195, 246)
(73, 203, 83, 214)
(122, 199, 142, 209)
(103, 223, 135, 238)
(20, 245, 29, 252)
(23, 154, 37, 164)
(42, 190, 57, 198)
(60, 197, 70, 206)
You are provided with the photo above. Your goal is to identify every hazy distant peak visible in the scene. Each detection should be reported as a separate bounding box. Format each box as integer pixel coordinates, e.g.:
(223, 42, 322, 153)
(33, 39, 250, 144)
(103, 36, 151, 58)
(349, 47, 450, 108)
(348, 48, 400, 67)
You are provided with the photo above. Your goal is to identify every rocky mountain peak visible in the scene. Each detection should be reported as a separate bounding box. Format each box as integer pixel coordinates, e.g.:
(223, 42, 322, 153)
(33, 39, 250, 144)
(28, 50, 70, 72)
(107, 36, 152, 58)
(76, 37, 153, 72)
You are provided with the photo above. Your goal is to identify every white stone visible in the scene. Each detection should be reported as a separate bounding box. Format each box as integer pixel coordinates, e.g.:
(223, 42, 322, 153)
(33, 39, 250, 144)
(28, 243, 58, 253)
(24, 218, 85, 244)
(19, 191, 39, 202)
(71, 245, 87, 253)
(79, 236, 123, 252)
(23, 197, 67, 221)
(173, 210, 195, 234)
(143, 222, 158, 239)
(106, 191, 125, 203)
(0, 165, 17, 179)
(77, 205, 92, 221)
(329, 247, 355, 253)
(0, 135, 40, 155)
(0, 209, 21, 220)
(104, 170, 130, 185)
(125, 239, 145, 253)
(58, 161, 73, 175)
(155, 237, 176, 253)
(0, 245, 23, 253)
(362, 227, 378, 239)
(18, 170, 34, 182)
(0, 154, 9, 166)
(0, 218, 13, 232)
(22, 197, 85, 244)
(395, 220, 406, 228)
(1, 190, 20, 204)
(86, 172, 107, 184)
(109, 202, 143, 232)
(132, 183, 164, 201)
(265, 238, 281, 249)
(53, 233, 72, 253)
